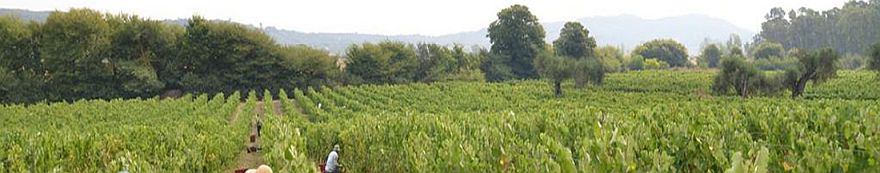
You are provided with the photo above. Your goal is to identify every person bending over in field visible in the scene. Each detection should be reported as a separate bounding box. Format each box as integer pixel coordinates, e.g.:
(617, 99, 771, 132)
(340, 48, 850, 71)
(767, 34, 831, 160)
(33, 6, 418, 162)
(324, 144, 341, 173)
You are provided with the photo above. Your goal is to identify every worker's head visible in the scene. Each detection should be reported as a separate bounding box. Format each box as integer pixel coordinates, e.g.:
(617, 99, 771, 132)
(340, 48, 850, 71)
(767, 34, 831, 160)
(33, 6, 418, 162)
(256, 165, 273, 173)
(333, 144, 340, 151)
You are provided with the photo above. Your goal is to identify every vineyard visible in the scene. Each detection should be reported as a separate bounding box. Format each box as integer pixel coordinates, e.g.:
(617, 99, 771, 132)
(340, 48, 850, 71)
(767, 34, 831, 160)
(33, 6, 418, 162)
(2, 70, 879, 172)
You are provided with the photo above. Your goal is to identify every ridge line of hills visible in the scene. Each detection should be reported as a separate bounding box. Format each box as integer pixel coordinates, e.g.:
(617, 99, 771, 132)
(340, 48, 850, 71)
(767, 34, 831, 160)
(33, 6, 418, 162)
(1, 8, 755, 55)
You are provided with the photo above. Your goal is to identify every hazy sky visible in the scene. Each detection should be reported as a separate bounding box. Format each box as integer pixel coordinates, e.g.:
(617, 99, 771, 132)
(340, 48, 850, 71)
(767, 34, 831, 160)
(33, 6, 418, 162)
(2, 0, 850, 36)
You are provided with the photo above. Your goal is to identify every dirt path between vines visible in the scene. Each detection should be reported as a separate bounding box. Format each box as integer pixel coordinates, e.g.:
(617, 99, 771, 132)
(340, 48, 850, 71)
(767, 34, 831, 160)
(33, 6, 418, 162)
(229, 100, 285, 172)
(229, 102, 262, 172)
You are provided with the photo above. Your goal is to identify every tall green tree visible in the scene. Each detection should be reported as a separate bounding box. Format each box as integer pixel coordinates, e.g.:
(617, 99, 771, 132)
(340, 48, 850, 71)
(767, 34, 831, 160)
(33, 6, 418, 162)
(486, 4, 546, 81)
(757, 1, 880, 55)
(552, 21, 603, 88)
(414, 43, 456, 82)
(699, 44, 722, 68)
(758, 7, 790, 48)
(782, 48, 840, 97)
(553, 22, 596, 58)
(632, 39, 689, 67)
(277, 45, 340, 89)
(345, 41, 418, 84)
(0, 16, 44, 102)
(39, 8, 114, 101)
(178, 16, 285, 93)
(106, 14, 179, 97)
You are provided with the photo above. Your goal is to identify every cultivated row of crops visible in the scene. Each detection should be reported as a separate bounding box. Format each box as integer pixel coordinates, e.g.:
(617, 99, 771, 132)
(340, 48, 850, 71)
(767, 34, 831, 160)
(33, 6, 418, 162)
(601, 70, 880, 100)
(0, 93, 255, 172)
(1, 70, 878, 172)
(263, 71, 880, 172)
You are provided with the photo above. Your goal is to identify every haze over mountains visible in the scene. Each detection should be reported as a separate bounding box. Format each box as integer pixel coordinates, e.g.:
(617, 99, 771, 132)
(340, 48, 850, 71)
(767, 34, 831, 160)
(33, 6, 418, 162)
(1, 8, 754, 55)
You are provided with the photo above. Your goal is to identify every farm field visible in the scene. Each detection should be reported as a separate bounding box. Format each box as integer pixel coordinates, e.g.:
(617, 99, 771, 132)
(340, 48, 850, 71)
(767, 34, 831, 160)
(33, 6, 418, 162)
(2, 70, 879, 172)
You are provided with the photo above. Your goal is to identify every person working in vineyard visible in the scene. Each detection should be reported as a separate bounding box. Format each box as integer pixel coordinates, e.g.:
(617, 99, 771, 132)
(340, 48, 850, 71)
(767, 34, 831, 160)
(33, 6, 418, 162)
(255, 119, 263, 137)
(324, 144, 341, 173)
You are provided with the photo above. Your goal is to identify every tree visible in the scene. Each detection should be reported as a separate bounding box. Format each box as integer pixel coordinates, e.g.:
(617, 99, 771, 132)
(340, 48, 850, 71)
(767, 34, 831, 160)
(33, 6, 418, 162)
(178, 16, 286, 94)
(632, 39, 689, 67)
(0, 16, 44, 103)
(414, 43, 456, 82)
(757, 2, 880, 55)
(534, 52, 573, 97)
(699, 44, 722, 68)
(594, 46, 625, 72)
(277, 45, 340, 89)
(782, 48, 840, 97)
(486, 4, 546, 81)
(625, 55, 646, 71)
(39, 8, 114, 101)
(758, 7, 790, 49)
(572, 57, 604, 88)
(869, 42, 880, 77)
(553, 22, 596, 58)
(752, 41, 785, 59)
(106, 14, 179, 97)
(552, 21, 604, 88)
(345, 41, 418, 84)
(729, 46, 744, 57)
(725, 34, 744, 55)
(712, 56, 779, 97)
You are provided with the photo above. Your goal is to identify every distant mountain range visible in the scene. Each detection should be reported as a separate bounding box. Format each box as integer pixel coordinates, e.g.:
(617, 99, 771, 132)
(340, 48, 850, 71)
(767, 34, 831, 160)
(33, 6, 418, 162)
(1, 8, 755, 55)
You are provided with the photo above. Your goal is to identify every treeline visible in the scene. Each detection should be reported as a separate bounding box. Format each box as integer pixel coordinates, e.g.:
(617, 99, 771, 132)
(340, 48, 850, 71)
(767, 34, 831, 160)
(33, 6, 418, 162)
(757, 0, 880, 55)
(707, 0, 880, 98)
(481, 5, 700, 96)
(0, 9, 485, 103)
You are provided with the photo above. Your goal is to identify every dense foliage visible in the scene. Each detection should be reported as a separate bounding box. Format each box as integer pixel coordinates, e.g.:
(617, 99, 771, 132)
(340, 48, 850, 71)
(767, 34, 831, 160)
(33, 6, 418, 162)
(632, 39, 690, 67)
(344, 41, 419, 84)
(781, 48, 841, 97)
(0, 9, 341, 103)
(711, 56, 779, 97)
(757, 1, 880, 55)
(698, 44, 722, 68)
(752, 41, 785, 59)
(485, 5, 546, 81)
(552, 22, 596, 58)
(870, 42, 880, 75)
(0, 8, 488, 104)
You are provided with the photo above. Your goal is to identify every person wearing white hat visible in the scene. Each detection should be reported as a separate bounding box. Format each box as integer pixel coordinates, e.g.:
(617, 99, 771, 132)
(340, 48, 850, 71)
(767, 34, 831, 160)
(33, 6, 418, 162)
(245, 164, 273, 173)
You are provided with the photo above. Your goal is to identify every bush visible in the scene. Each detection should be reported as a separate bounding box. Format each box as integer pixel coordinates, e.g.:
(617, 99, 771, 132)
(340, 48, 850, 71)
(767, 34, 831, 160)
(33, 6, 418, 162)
(625, 55, 645, 71)
(712, 56, 781, 97)
(752, 41, 785, 59)
(836, 54, 867, 70)
(643, 58, 670, 70)
(594, 46, 625, 72)
(573, 57, 604, 88)
(632, 39, 689, 67)
(753, 56, 798, 70)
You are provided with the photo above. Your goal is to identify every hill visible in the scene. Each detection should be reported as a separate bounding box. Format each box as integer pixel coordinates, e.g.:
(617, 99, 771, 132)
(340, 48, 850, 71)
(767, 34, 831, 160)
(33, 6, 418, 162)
(1, 8, 755, 55)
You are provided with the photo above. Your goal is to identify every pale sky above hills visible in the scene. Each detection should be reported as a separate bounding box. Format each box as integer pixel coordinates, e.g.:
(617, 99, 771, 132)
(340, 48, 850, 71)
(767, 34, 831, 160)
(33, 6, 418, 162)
(1, 0, 850, 36)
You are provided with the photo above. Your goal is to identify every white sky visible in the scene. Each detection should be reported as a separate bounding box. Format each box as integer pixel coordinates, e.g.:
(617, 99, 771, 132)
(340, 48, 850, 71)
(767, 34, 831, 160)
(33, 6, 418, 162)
(1, 0, 851, 36)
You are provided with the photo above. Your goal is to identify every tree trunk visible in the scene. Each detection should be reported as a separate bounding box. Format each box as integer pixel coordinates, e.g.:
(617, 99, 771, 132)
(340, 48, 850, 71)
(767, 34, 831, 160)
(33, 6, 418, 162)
(792, 72, 815, 98)
(738, 76, 749, 98)
(554, 81, 562, 97)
